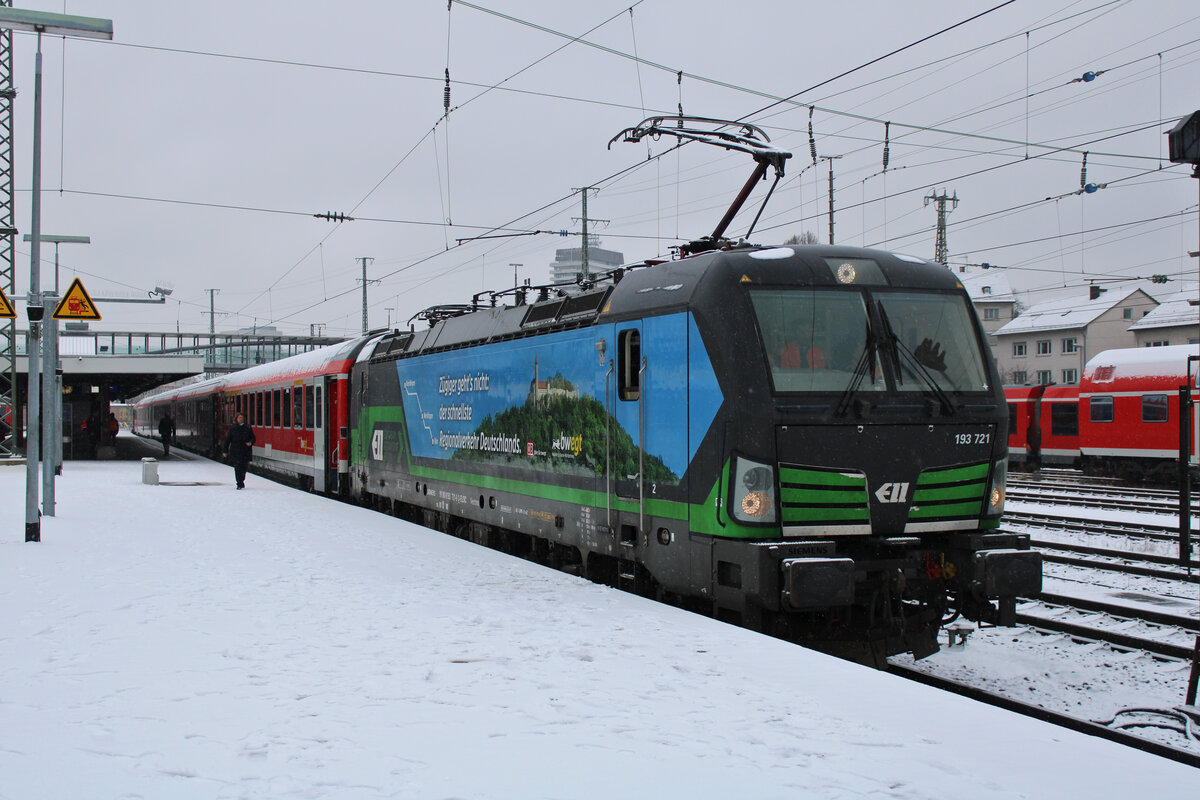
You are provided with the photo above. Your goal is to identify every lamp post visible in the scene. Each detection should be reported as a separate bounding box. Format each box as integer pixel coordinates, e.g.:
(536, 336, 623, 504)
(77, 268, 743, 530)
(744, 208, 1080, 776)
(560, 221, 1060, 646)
(24, 233, 89, 512)
(0, 8, 113, 542)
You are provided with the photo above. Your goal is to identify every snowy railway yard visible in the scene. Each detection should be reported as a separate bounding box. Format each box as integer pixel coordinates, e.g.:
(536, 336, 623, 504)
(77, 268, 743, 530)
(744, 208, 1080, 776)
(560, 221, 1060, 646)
(895, 471, 1200, 762)
(2, 440, 1199, 798)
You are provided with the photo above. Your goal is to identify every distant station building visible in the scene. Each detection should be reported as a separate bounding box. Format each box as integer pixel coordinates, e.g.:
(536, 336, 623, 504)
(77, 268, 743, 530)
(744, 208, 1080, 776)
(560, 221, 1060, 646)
(549, 239, 623, 285)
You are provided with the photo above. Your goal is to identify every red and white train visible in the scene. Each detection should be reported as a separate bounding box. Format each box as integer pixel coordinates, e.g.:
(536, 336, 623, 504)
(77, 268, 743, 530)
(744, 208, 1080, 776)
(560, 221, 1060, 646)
(1005, 344, 1199, 481)
(133, 337, 378, 493)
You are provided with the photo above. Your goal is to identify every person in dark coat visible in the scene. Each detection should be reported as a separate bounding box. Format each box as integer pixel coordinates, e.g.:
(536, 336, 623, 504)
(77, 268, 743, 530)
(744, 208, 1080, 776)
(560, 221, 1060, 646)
(158, 413, 174, 457)
(223, 412, 256, 490)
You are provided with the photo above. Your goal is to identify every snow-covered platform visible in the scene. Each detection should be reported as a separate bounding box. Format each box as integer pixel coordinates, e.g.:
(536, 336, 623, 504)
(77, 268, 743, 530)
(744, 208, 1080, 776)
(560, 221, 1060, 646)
(1, 442, 1197, 798)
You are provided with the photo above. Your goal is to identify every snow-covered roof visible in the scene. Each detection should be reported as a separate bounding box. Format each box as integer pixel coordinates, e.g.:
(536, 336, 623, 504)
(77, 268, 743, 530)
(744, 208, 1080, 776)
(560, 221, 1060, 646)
(994, 287, 1148, 336)
(954, 267, 1015, 303)
(1083, 343, 1197, 382)
(1127, 287, 1198, 331)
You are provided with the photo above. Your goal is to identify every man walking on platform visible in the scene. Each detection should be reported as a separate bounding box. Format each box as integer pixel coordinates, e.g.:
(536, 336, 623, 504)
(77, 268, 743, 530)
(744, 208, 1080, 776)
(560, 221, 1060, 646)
(222, 412, 256, 490)
(158, 413, 174, 457)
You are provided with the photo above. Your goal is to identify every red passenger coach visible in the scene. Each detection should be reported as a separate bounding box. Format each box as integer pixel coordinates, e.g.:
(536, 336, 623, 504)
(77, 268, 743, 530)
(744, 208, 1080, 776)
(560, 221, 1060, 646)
(1078, 345, 1199, 481)
(1036, 385, 1082, 468)
(135, 336, 379, 494)
(215, 338, 375, 493)
(1004, 385, 1043, 466)
(1003, 384, 1081, 469)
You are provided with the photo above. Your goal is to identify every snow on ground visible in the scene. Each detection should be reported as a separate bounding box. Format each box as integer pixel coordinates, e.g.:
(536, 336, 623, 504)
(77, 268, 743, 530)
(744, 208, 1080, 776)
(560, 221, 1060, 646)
(1, 435, 1198, 799)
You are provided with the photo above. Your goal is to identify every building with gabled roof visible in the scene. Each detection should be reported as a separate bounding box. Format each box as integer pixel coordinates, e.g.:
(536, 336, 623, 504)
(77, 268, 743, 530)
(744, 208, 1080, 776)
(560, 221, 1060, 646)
(992, 286, 1158, 386)
(954, 266, 1018, 347)
(1127, 287, 1199, 347)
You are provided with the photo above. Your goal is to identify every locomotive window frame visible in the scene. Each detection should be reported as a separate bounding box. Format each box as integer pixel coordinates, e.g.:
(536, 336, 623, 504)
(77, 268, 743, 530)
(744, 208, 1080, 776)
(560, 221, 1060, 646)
(618, 328, 641, 401)
(1142, 394, 1168, 423)
(1089, 395, 1114, 423)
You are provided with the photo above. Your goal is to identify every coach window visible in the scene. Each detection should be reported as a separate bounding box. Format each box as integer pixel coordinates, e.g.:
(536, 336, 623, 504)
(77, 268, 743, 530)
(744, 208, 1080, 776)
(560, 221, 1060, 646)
(314, 386, 323, 429)
(1142, 394, 1168, 423)
(1007, 404, 1016, 431)
(273, 388, 282, 427)
(282, 387, 292, 428)
(618, 329, 641, 401)
(1049, 403, 1078, 437)
(305, 386, 314, 430)
(293, 386, 304, 429)
(1090, 396, 1114, 423)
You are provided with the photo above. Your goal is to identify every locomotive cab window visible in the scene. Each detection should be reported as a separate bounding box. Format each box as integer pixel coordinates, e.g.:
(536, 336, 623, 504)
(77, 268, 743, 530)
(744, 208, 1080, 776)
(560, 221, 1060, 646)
(618, 329, 641, 401)
(875, 292, 990, 393)
(751, 289, 882, 393)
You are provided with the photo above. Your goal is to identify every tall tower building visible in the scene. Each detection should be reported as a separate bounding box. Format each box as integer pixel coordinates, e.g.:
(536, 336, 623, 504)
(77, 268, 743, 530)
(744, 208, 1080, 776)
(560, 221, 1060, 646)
(549, 238, 624, 285)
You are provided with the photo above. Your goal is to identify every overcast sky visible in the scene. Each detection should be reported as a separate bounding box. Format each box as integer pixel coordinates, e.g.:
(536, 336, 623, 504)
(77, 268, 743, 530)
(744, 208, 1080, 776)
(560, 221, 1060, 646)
(5, 0, 1198, 336)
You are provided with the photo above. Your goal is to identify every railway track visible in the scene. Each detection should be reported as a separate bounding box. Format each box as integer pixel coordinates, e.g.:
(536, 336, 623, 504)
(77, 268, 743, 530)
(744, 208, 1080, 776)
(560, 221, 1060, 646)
(1033, 541, 1199, 584)
(888, 664, 1200, 768)
(1007, 483, 1196, 515)
(1003, 510, 1191, 552)
(1016, 596, 1198, 661)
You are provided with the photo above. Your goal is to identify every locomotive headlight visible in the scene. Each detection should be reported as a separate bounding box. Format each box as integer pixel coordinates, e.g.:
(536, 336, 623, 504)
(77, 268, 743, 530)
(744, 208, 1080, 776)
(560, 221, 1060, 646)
(835, 262, 857, 284)
(741, 491, 770, 518)
(732, 457, 777, 524)
(985, 457, 1007, 517)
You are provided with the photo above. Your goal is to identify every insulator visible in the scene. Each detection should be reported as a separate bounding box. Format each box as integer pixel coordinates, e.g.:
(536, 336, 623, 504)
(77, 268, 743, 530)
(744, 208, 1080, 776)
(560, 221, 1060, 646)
(444, 69, 451, 112)
(677, 104, 683, 128)
(808, 107, 817, 164)
(1080, 151, 1088, 189)
(882, 121, 891, 171)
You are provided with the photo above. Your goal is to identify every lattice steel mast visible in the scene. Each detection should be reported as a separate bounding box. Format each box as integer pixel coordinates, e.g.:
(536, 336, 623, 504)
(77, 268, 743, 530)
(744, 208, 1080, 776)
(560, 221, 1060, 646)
(0, 0, 18, 458)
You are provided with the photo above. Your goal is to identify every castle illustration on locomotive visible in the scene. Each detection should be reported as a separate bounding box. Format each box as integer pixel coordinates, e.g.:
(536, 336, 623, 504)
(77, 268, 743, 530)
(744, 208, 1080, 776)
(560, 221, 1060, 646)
(135, 118, 1041, 665)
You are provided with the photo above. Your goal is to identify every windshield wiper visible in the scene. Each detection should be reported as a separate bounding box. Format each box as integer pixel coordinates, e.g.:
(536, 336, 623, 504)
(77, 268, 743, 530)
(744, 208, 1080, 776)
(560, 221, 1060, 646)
(834, 322, 876, 417)
(876, 303, 956, 415)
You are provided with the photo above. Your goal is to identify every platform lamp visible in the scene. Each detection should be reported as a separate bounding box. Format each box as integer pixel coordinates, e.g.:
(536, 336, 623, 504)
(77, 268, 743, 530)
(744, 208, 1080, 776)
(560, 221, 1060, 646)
(0, 8, 113, 542)
(23, 233, 89, 511)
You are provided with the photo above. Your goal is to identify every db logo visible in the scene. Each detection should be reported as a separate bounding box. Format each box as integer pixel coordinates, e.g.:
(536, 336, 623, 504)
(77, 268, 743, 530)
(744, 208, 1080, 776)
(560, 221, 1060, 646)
(874, 482, 910, 504)
(526, 441, 535, 457)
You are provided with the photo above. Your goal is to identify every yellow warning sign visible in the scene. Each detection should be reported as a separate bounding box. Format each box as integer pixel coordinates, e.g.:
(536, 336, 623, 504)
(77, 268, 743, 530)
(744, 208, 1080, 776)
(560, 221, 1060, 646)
(0, 286, 15, 319)
(52, 277, 101, 321)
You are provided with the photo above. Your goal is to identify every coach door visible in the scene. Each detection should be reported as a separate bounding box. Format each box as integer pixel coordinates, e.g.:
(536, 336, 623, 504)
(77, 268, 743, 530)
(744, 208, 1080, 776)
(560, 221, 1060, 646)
(310, 378, 327, 492)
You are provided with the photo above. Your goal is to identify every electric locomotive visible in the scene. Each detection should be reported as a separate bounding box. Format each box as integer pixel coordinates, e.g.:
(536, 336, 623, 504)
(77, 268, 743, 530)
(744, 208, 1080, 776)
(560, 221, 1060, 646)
(136, 116, 1040, 665)
(354, 242, 1040, 664)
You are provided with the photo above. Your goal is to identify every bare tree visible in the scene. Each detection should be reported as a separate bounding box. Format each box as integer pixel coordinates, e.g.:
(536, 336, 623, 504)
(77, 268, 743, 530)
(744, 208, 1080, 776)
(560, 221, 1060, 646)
(784, 231, 820, 245)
